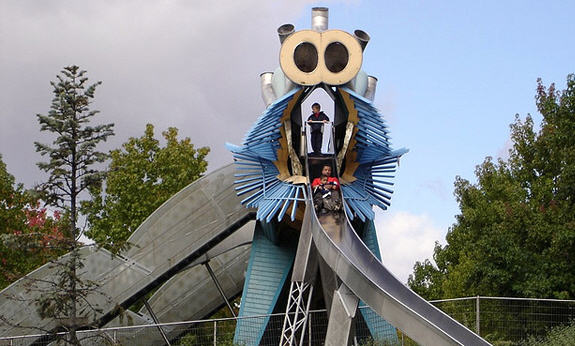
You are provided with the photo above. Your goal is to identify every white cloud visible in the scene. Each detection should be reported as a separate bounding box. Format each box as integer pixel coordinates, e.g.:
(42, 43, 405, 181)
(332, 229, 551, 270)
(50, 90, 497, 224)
(375, 210, 446, 284)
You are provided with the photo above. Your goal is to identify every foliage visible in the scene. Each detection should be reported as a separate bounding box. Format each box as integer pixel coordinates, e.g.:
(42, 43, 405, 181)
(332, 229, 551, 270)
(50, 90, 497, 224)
(0, 204, 68, 287)
(0, 155, 67, 289)
(409, 74, 575, 300)
(31, 65, 114, 344)
(84, 123, 209, 253)
(358, 336, 409, 345)
(0, 154, 28, 234)
(407, 255, 445, 300)
(166, 297, 239, 345)
(178, 323, 238, 346)
(521, 320, 575, 346)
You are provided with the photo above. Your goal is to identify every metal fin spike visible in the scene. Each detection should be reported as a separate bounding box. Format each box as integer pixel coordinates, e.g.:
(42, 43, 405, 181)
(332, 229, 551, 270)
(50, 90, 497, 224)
(336, 89, 408, 219)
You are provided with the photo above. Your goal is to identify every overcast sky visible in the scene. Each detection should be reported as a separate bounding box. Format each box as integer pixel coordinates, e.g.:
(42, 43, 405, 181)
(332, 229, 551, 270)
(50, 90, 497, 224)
(1, 1, 574, 283)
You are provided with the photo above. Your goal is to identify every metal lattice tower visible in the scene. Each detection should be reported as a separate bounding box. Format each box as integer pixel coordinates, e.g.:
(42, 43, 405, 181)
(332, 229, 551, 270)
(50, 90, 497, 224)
(280, 281, 314, 346)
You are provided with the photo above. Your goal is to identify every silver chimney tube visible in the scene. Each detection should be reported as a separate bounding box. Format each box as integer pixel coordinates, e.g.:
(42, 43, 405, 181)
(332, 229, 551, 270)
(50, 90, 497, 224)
(284, 78, 296, 95)
(354, 29, 370, 51)
(364, 76, 378, 101)
(260, 72, 277, 107)
(277, 24, 295, 44)
(311, 7, 328, 32)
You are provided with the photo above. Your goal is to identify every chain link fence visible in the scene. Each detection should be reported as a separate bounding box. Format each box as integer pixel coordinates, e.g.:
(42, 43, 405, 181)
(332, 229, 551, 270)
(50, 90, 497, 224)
(430, 296, 575, 345)
(1, 297, 575, 345)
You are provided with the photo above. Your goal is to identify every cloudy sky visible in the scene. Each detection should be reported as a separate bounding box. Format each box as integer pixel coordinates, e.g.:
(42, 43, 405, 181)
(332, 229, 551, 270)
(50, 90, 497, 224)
(1, 1, 574, 283)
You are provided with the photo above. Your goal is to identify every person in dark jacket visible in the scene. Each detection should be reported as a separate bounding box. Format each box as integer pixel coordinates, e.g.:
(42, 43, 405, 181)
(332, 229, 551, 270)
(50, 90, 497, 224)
(307, 103, 329, 154)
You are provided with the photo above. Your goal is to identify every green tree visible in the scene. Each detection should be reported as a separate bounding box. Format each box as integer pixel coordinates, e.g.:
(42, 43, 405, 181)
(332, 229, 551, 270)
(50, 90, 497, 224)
(0, 154, 28, 238)
(523, 321, 575, 346)
(33, 65, 114, 344)
(0, 154, 66, 289)
(409, 74, 575, 300)
(408, 256, 445, 300)
(84, 124, 209, 253)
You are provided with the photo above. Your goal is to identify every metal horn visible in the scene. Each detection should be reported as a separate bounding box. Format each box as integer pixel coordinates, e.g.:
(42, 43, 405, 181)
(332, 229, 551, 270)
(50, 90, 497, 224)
(277, 24, 295, 44)
(311, 7, 328, 32)
(354, 29, 370, 51)
(364, 76, 378, 101)
(260, 72, 276, 107)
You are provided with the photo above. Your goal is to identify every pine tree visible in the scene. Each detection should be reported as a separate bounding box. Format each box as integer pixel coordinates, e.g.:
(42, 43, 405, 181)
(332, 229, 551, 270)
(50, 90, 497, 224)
(33, 65, 114, 344)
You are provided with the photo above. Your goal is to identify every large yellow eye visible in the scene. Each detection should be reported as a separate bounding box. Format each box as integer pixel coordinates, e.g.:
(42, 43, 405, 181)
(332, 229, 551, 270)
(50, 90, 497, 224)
(279, 30, 363, 86)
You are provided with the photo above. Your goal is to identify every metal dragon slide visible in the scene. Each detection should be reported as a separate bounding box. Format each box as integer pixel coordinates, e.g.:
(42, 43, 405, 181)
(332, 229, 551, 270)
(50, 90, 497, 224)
(0, 7, 491, 346)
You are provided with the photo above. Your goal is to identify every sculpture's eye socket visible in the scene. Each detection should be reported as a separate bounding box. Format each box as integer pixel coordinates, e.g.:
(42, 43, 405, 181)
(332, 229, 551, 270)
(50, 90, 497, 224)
(280, 30, 362, 86)
(324, 42, 348, 73)
(294, 42, 318, 73)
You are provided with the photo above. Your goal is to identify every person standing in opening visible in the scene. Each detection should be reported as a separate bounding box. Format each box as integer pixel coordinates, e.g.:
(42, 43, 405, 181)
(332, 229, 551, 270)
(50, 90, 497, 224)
(312, 165, 341, 213)
(307, 103, 329, 155)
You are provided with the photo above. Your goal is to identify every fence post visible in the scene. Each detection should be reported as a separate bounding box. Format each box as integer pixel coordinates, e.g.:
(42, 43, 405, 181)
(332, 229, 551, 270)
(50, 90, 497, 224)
(213, 320, 217, 346)
(308, 313, 312, 345)
(476, 296, 480, 335)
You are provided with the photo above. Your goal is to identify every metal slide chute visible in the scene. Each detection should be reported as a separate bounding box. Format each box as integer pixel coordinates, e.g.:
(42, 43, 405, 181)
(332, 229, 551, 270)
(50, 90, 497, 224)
(307, 200, 491, 345)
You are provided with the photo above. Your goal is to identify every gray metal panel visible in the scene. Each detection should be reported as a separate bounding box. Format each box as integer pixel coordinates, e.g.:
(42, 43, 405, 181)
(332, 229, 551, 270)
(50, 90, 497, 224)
(179, 219, 254, 269)
(309, 209, 491, 346)
(0, 246, 142, 340)
(87, 226, 253, 346)
(325, 284, 358, 346)
(94, 224, 255, 346)
(291, 207, 318, 283)
(0, 164, 255, 341)
(75, 310, 152, 346)
(139, 222, 255, 321)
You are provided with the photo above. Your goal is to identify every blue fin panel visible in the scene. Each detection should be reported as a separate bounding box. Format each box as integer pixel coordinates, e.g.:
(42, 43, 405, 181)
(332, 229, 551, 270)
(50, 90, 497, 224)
(359, 220, 399, 343)
(233, 222, 296, 346)
(340, 88, 409, 221)
(227, 88, 308, 222)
